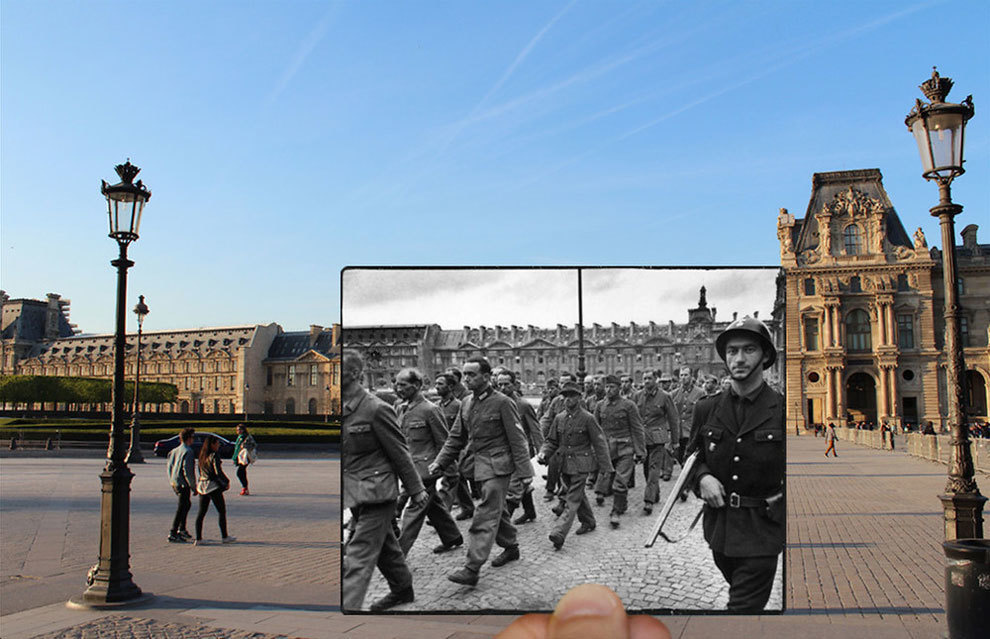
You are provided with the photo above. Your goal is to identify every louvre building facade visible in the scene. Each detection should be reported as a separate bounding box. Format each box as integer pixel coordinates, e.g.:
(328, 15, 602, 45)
(343, 287, 783, 393)
(778, 169, 989, 431)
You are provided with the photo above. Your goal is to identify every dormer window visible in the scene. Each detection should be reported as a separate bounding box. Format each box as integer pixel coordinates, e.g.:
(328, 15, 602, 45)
(843, 224, 863, 255)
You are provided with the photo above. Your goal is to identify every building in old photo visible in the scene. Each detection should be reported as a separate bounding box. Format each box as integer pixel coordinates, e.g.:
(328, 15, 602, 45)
(778, 169, 989, 431)
(343, 286, 782, 392)
(0, 291, 341, 416)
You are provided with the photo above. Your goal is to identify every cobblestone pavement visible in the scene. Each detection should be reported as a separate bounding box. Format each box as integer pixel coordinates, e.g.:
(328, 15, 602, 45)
(358, 462, 783, 613)
(27, 615, 288, 639)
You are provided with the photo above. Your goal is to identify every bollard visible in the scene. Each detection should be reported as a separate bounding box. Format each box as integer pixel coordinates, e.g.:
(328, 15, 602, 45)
(943, 538, 990, 638)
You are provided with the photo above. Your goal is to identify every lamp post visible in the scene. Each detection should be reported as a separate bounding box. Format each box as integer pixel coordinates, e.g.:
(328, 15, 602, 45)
(325, 385, 331, 423)
(576, 268, 586, 381)
(244, 383, 250, 424)
(905, 68, 985, 540)
(70, 160, 151, 608)
(125, 295, 149, 464)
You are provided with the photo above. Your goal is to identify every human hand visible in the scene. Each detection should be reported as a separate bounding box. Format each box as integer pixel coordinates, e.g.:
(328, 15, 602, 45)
(495, 583, 670, 639)
(410, 490, 429, 507)
(428, 461, 441, 476)
(698, 474, 725, 508)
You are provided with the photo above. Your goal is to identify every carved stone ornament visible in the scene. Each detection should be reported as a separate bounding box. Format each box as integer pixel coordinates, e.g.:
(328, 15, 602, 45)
(797, 248, 821, 265)
(913, 227, 928, 249)
(894, 245, 915, 261)
(824, 186, 885, 220)
(817, 213, 832, 256)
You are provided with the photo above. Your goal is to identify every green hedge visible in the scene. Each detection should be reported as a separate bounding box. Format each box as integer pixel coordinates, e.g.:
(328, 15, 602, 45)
(0, 375, 178, 405)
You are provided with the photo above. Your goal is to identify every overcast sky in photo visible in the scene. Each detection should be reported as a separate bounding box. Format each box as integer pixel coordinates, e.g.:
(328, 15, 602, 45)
(1, 1, 987, 333)
(342, 267, 776, 328)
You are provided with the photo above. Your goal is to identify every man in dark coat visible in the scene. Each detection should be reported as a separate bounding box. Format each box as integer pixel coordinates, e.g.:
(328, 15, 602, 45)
(394, 368, 463, 556)
(435, 373, 474, 521)
(672, 366, 705, 463)
(594, 374, 646, 528)
(538, 381, 613, 549)
(496, 371, 541, 525)
(429, 357, 533, 587)
(691, 317, 785, 613)
(539, 373, 578, 502)
(341, 351, 428, 612)
(634, 370, 679, 515)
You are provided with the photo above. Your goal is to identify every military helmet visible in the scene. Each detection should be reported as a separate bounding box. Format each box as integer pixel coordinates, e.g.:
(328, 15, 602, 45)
(715, 316, 777, 369)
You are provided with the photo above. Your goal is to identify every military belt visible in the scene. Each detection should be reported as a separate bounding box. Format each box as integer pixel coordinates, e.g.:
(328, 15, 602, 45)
(727, 491, 783, 509)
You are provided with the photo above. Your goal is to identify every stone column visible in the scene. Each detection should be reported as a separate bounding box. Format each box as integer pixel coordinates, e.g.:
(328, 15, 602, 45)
(878, 366, 889, 419)
(886, 304, 896, 346)
(823, 308, 832, 349)
(825, 366, 835, 420)
(889, 366, 899, 424)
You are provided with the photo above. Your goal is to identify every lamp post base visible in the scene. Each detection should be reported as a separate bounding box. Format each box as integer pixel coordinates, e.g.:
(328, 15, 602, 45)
(125, 415, 145, 464)
(939, 491, 987, 541)
(67, 591, 154, 610)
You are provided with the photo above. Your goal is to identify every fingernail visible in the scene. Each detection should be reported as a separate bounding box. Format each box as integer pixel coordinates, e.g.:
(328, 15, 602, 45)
(553, 584, 620, 621)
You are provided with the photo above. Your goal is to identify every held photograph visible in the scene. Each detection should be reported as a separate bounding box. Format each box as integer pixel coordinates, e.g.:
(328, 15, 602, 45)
(340, 267, 785, 614)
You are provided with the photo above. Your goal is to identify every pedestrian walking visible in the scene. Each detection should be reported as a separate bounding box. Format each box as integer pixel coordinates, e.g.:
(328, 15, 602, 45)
(593, 375, 646, 529)
(435, 373, 474, 520)
(194, 435, 235, 546)
(341, 351, 428, 612)
(393, 368, 463, 556)
(824, 422, 838, 457)
(429, 356, 533, 587)
(496, 371, 541, 526)
(538, 381, 613, 550)
(692, 316, 785, 613)
(671, 366, 705, 463)
(166, 427, 196, 543)
(232, 423, 257, 496)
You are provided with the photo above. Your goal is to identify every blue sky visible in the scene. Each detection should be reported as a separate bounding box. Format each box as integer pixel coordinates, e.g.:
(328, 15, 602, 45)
(2, 1, 987, 333)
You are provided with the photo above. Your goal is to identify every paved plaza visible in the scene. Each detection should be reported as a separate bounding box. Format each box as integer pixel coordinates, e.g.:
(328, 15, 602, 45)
(0, 435, 980, 638)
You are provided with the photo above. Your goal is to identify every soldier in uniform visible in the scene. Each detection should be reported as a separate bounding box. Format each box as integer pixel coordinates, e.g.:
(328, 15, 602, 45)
(585, 375, 608, 489)
(593, 375, 646, 528)
(393, 368, 463, 556)
(435, 373, 474, 521)
(691, 317, 785, 613)
(671, 366, 705, 463)
(659, 374, 674, 393)
(703, 374, 721, 398)
(634, 370, 679, 514)
(341, 351, 428, 612)
(539, 372, 577, 502)
(537, 378, 559, 421)
(620, 375, 635, 399)
(428, 357, 533, 587)
(446, 366, 469, 401)
(537, 381, 613, 549)
(495, 371, 541, 525)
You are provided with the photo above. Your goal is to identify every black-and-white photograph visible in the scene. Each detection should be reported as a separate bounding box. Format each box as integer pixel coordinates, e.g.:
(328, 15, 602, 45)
(340, 267, 785, 614)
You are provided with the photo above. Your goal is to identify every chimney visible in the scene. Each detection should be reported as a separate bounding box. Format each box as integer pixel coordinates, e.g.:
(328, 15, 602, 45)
(754, 311, 759, 319)
(649, 321, 657, 337)
(526, 325, 535, 341)
(712, 307, 717, 322)
(309, 324, 324, 346)
(961, 224, 979, 252)
(511, 325, 520, 342)
(556, 324, 564, 341)
(45, 293, 61, 340)
(611, 322, 619, 339)
(463, 326, 471, 343)
(732, 312, 738, 321)
(495, 325, 503, 341)
(592, 323, 601, 340)
(332, 323, 341, 345)
(668, 320, 675, 335)
(479, 325, 487, 344)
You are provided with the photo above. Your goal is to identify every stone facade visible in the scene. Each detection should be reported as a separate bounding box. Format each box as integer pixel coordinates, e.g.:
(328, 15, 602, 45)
(0, 293, 341, 417)
(778, 169, 989, 431)
(343, 288, 782, 392)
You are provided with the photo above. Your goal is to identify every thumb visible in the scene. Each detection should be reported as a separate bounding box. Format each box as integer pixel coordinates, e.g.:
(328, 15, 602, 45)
(546, 584, 628, 639)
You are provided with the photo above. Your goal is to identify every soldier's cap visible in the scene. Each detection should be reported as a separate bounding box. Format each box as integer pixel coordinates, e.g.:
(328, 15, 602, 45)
(560, 381, 583, 396)
(715, 316, 777, 369)
(659, 374, 672, 382)
(604, 374, 621, 386)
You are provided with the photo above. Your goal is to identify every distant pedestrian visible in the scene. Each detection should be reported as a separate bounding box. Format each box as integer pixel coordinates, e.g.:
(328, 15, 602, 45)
(166, 427, 196, 543)
(195, 435, 235, 545)
(232, 424, 257, 496)
(824, 423, 838, 457)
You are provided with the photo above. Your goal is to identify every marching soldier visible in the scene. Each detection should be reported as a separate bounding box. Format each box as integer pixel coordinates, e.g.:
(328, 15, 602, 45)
(620, 375, 635, 399)
(691, 317, 785, 613)
(537, 381, 613, 549)
(341, 351, 428, 612)
(428, 357, 533, 587)
(446, 367, 469, 401)
(634, 370, 679, 514)
(594, 375, 646, 528)
(495, 371, 541, 525)
(435, 373, 474, 521)
(585, 375, 608, 489)
(394, 368, 463, 556)
(702, 374, 721, 398)
(671, 366, 705, 463)
(539, 373, 578, 502)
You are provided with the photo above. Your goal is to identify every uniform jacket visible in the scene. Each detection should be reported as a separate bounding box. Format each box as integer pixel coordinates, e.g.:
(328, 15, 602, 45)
(672, 385, 706, 440)
(343, 387, 424, 510)
(433, 386, 533, 482)
(397, 393, 449, 480)
(436, 395, 461, 428)
(692, 383, 785, 557)
(511, 393, 544, 457)
(539, 393, 566, 439)
(594, 396, 646, 458)
(634, 387, 679, 447)
(541, 407, 613, 475)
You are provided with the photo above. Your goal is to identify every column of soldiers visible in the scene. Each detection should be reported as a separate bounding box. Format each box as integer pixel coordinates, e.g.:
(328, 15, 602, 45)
(343, 331, 780, 613)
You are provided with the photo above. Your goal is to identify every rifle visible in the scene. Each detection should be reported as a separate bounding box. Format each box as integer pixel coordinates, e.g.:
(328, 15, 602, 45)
(644, 450, 702, 547)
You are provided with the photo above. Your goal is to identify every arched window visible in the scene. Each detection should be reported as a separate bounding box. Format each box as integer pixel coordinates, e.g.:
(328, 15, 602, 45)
(843, 224, 863, 255)
(846, 309, 872, 352)
(308, 398, 317, 415)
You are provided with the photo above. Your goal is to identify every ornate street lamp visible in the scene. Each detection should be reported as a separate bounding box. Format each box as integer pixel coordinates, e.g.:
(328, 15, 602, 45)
(126, 295, 149, 464)
(244, 383, 250, 423)
(906, 68, 984, 540)
(69, 160, 151, 608)
(576, 268, 586, 382)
